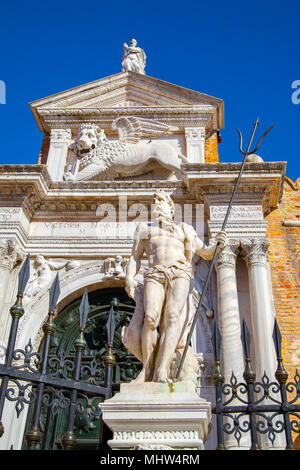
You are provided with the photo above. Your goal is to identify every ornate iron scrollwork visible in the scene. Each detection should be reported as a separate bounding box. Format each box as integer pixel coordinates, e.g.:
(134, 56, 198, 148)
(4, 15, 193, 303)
(212, 319, 300, 450)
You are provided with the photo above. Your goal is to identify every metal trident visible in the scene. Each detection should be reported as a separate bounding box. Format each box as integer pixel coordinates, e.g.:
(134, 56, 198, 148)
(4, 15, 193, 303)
(175, 118, 274, 380)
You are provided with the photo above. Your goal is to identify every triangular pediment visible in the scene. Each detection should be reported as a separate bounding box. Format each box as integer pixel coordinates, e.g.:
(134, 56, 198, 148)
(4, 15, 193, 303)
(30, 72, 224, 131)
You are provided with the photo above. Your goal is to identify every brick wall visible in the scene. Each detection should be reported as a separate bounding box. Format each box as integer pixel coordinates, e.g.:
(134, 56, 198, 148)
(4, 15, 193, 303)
(205, 132, 219, 162)
(266, 176, 300, 448)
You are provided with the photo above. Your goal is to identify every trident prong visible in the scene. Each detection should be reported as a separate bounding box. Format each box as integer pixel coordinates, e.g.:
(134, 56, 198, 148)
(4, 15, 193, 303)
(238, 120, 274, 156)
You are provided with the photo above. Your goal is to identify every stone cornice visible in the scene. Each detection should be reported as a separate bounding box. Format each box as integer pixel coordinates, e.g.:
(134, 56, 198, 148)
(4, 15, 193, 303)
(182, 162, 286, 215)
(38, 107, 216, 135)
(0, 164, 51, 185)
(0, 165, 190, 214)
(0, 162, 286, 219)
(0, 165, 51, 217)
(38, 105, 216, 115)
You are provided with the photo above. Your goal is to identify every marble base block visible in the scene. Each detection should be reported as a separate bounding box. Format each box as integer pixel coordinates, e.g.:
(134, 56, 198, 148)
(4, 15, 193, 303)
(101, 381, 212, 450)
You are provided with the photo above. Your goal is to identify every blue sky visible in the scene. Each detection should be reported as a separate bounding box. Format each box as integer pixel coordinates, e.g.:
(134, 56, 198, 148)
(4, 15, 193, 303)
(0, 0, 299, 179)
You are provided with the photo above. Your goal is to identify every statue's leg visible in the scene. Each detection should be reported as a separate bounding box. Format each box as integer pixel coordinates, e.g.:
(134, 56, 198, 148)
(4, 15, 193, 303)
(139, 279, 165, 382)
(153, 277, 190, 383)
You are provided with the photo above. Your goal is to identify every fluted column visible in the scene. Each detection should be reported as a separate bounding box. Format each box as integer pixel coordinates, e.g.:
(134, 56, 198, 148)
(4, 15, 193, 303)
(216, 240, 243, 378)
(216, 240, 250, 450)
(241, 239, 277, 378)
(241, 238, 285, 449)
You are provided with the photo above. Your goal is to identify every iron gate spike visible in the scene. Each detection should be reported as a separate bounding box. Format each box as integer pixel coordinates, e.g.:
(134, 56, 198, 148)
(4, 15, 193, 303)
(18, 253, 30, 296)
(211, 319, 222, 362)
(79, 288, 89, 331)
(49, 273, 60, 312)
(241, 319, 252, 358)
(106, 299, 117, 346)
(273, 318, 282, 358)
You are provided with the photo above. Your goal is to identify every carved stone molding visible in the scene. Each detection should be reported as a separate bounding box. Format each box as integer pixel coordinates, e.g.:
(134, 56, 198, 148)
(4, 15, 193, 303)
(0, 239, 23, 271)
(133, 444, 173, 450)
(241, 238, 270, 266)
(215, 240, 240, 270)
(49, 128, 72, 143)
(115, 429, 200, 441)
(185, 127, 205, 140)
(39, 105, 217, 117)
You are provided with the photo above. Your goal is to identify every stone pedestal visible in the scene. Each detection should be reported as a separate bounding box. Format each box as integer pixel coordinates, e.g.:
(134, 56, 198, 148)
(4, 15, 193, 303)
(101, 381, 211, 450)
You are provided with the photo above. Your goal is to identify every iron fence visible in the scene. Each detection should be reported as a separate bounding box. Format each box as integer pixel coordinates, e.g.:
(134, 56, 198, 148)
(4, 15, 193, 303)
(0, 255, 299, 450)
(211, 318, 300, 450)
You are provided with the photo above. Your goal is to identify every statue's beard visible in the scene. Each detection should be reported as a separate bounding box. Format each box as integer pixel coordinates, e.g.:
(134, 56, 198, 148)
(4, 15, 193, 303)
(153, 208, 174, 232)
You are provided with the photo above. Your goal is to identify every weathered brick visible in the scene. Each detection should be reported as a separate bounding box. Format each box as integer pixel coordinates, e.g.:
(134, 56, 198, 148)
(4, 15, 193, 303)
(266, 176, 300, 448)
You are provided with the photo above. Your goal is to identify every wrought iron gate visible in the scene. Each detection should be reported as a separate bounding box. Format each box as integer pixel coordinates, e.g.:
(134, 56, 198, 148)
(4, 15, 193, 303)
(0, 255, 123, 450)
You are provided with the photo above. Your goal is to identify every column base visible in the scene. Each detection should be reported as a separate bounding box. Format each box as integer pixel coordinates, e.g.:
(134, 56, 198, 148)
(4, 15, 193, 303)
(101, 380, 212, 450)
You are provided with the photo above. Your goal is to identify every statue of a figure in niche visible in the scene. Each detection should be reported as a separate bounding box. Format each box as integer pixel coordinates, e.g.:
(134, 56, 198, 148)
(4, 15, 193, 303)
(122, 38, 146, 74)
(23, 255, 79, 305)
(122, 190, 226, 383)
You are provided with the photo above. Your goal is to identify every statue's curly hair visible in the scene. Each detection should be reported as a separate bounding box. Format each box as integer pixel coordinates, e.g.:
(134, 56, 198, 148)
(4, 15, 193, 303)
(153, 190, 175, 216)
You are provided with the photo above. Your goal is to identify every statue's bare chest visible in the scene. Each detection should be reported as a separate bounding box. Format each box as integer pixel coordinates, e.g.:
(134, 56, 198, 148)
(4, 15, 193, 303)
(144, 225, 185, 247)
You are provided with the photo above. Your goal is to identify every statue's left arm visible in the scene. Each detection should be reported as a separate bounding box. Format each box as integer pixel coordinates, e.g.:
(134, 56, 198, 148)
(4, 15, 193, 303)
(195, 231, 227, 260)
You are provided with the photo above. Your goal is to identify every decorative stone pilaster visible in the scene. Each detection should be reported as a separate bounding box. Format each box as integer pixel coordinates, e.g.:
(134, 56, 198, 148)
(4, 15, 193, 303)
(215, 240, 250, 449)
(47, 128, 72, 181)
(241, 238, 285, 449)
(184, 127, 205, 163)
(0, 239, 24, 343)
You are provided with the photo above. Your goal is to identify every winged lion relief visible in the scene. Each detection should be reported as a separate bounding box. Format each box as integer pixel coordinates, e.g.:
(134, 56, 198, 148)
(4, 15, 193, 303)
(63, 117, 186, 181)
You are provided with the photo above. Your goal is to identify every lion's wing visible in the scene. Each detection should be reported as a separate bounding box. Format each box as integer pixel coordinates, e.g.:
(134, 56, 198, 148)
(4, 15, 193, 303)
(112, 116, 179, 144)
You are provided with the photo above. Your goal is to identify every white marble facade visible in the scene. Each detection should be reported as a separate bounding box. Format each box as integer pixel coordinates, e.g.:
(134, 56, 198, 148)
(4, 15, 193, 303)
(0, 70, 286, 450)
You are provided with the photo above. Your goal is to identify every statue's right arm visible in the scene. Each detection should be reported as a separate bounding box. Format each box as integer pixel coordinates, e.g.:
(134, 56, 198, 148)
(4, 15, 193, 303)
(125, 224, 146, 299)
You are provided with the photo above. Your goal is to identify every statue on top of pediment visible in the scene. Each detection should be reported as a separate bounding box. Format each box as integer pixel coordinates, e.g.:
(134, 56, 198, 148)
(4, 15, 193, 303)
(122, 39, 146, 75)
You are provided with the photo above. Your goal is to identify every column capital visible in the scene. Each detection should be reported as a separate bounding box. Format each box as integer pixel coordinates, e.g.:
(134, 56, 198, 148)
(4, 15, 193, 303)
(216, 239, 240, 270)
(184, 127, 205, 140)
(241, 238, 270, 266)
(0, 239, 24, 271)
(50, 128, 72, 143)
